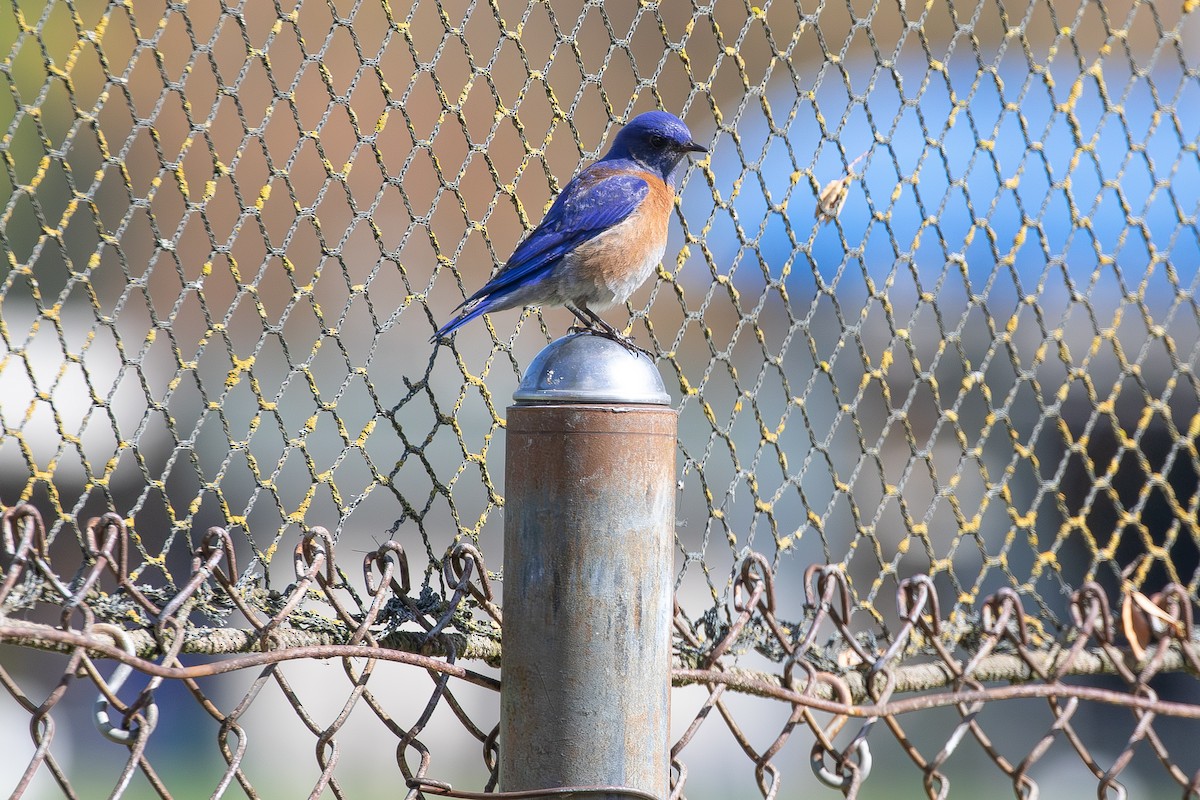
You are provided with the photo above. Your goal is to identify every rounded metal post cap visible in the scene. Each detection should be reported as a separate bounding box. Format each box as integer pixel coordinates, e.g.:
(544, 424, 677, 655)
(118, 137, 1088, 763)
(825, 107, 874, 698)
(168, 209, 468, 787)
(513, 332, 671, 405)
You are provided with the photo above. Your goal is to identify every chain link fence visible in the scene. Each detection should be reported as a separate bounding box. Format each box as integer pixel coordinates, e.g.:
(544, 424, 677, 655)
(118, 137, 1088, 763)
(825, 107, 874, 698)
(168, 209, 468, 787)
(2, 0, 1199, 796)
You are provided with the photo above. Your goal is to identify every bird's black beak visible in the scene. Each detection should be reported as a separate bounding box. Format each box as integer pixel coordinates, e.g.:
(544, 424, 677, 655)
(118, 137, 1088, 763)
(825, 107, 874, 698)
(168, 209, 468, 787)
(686, 140, 707, 154)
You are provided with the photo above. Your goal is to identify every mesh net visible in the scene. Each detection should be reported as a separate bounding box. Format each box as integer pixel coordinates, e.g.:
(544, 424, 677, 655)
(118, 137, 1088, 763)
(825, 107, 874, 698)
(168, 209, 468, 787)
(2, 0, 1200, 797)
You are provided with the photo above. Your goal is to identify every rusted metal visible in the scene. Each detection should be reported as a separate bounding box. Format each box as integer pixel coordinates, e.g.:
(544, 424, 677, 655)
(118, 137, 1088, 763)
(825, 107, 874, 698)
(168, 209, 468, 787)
(7, 500, 1200, 798)
(501, 335, 677, 800)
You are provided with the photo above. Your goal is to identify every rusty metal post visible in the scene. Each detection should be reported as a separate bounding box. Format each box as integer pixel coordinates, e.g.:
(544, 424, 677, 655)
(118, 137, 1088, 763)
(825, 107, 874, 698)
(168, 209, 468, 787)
(500, 333, 676, 800)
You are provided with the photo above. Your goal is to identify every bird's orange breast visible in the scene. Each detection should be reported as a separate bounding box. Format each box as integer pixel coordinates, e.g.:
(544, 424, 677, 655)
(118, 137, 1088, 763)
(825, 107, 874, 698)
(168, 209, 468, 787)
(596, 171, 673, 288)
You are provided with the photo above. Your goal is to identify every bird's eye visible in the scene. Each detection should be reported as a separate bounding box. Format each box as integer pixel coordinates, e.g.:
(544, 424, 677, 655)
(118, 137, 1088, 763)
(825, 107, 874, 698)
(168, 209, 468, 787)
(650, 133, 668, 148)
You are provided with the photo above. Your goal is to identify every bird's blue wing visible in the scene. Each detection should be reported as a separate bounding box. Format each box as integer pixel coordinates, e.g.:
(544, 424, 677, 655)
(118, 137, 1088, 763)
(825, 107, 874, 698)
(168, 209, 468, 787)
(460, 166, 650, 305)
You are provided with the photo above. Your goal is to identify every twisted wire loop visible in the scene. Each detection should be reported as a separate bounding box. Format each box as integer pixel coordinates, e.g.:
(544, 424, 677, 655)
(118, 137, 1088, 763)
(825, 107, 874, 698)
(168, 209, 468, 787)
(14, 504, 1200, 799)
(1, 504, 503, 799)
(6, 520, 1200, 800)
(670, 551, 1200, 799)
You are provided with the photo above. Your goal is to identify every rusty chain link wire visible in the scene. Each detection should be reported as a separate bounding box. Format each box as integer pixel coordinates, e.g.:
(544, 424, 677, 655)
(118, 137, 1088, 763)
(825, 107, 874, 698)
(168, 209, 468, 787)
(3, 0, 1200, 797)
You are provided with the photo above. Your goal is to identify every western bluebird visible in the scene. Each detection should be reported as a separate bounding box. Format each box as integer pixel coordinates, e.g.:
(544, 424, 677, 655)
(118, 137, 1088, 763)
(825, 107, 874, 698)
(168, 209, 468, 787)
(433, 110, 706, 344)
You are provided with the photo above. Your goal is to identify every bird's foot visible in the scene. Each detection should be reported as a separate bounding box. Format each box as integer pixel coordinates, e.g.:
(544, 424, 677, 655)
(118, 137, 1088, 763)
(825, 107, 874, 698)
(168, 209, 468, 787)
(573, 325, 652, 359)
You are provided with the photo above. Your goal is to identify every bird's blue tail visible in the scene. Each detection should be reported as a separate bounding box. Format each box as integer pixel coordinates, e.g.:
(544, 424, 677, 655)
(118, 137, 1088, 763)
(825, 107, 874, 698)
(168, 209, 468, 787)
(432, 301, 492, 341)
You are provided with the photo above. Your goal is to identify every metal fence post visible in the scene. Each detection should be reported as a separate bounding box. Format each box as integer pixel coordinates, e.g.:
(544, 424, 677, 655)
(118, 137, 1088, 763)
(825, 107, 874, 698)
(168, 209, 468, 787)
(500, 333, 677, 800)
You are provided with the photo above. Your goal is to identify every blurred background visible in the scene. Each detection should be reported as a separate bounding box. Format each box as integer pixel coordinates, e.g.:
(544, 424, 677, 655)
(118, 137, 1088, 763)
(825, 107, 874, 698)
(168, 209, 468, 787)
(2, 0, 1199, 796)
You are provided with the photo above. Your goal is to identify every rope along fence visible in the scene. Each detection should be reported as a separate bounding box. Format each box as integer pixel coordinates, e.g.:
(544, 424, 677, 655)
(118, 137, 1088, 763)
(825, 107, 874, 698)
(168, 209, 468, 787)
(2, 0, 1198, 796)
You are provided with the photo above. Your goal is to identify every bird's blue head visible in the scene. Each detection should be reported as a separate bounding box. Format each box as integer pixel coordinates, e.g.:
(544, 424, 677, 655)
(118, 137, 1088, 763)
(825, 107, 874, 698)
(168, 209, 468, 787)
(604, 111, 707, 181)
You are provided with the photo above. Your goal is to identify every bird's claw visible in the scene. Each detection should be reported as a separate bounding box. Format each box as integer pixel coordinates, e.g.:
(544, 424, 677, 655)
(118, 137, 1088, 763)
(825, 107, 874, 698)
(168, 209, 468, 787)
(571, 325, 652, 359)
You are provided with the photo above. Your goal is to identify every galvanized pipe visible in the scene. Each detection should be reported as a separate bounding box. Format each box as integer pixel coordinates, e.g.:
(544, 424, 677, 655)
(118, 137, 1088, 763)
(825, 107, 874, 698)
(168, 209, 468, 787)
(500, 334, 676, 800)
